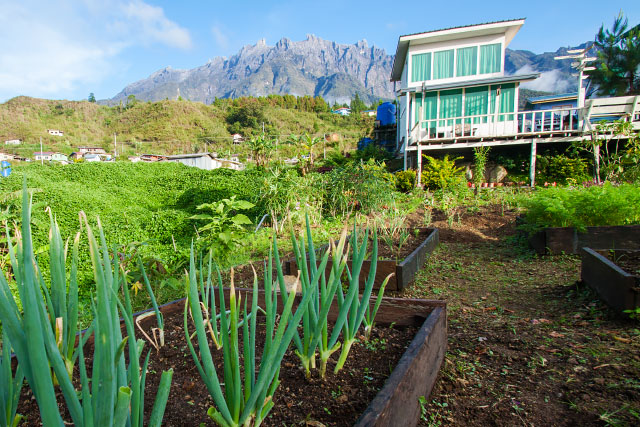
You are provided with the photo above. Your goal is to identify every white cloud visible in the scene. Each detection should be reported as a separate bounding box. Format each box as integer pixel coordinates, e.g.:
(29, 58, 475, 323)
(211, 23, 229, 50)
(121, 0, 192, 50)
(517, 64, 573, 93)
(0, 0, 192, 100)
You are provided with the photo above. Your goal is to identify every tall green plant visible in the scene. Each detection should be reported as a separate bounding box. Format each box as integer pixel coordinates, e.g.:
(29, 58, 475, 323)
(0, 182, 173, 427)
(281, 217, 349, 379)
(0, 330, 23, 427)
(473, 146, 490, 185)
(185, 237, 313, 427)
(421, 155, 464, 190)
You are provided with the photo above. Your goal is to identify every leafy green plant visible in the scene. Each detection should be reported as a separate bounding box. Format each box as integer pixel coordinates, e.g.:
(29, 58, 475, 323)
(394, 170, 417, 193)
(521, 183, 640, 231)
(0, 330, 23, 427)
(421, 155, 465, 190)
(190, 196, 255, 264)
(184, 237, 313, 427)
(536, 154, 589, 185)
(0, 182, 173, 427)
(473, 146, 490, 186)
(282, 218, 349, 379)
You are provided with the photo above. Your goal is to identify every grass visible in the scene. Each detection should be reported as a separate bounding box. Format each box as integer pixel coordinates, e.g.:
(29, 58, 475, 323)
(406, 225, 640, 426)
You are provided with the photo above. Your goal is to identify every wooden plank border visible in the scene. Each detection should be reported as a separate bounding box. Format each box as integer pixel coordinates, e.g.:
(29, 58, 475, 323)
(529, 225, 640, 255)
(581, 248, 640, 313)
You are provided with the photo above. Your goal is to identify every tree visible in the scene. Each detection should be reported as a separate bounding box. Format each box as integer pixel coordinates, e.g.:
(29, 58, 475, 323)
(286, 133, 322, 175)
(88, 93, 96, 103)
(350, 92, 366, 114)
(589, 12, 640, 96)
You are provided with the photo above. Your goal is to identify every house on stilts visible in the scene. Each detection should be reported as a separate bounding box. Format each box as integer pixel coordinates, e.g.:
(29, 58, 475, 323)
(391, 19, 640, 186)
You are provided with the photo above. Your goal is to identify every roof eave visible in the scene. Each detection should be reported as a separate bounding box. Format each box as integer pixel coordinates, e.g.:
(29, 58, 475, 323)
(396, 73, 540, 93)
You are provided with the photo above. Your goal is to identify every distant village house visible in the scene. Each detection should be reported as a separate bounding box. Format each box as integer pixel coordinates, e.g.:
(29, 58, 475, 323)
(165, 152, 245, 171)
(332, 107, 351, 116)
(34, 152, 54, 161)
(47, 129, 64, 136)
(232, 134, 244, 144)
(0, 152, 15, 161)
(78, 146, 107, 155)
(4, 139, 21, 145)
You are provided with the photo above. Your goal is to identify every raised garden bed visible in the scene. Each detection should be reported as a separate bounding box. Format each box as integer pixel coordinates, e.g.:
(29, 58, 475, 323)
(581, 248, 640, 313)
(528, 225, 640, 255)
(285, 228, 439, 292)
(16, 292, 446, 426)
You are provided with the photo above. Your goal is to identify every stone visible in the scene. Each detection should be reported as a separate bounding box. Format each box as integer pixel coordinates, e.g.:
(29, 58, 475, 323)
(487, 165, 508, 183)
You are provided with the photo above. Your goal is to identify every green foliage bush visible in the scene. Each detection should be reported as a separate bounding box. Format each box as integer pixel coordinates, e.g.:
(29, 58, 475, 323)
(321, 160, 394, 217)
(394, 170, 416, 193)
(421, 155, 465, 190)
(521, 183, 640, 230)
(536, 155, 590, 185)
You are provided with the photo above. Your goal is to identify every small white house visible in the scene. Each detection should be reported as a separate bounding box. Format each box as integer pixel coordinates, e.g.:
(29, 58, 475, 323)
(332, 107, 351, 116)
(34, 151, 54, 161)
(0, 152, 15, 161)
(47, 129, 64, 136)
(232, 134, 244, 144)
(166, 153, 245, 171)
(4, 139, 21, 145)
(84, 154, 101, 162)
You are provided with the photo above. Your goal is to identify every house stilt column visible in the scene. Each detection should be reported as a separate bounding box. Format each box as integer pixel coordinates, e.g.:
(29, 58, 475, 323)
(416, 144, 423, 188)
(529, 139, 537, 187)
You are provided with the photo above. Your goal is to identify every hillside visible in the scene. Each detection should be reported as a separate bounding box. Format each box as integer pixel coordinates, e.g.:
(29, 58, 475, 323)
(0, 96, 374, 158)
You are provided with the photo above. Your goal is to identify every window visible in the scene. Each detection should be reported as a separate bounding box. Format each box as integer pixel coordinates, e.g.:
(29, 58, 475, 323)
(456, 46, 478, 77)
(439, 89, 462, 126)
(411, 53, 431, 82)
(433, 50, 454, 79)
(499, 83, 515, 121)
(415, 92, 438, 130)
(464, 86, 489, 123)
(480, 43, 502, 74)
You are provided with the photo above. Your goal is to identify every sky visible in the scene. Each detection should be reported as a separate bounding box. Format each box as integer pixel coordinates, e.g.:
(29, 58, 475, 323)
(0, 0, 638, 102)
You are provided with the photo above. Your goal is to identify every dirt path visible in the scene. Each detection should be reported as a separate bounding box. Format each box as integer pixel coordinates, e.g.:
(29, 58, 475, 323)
(402, 206, 640, 426)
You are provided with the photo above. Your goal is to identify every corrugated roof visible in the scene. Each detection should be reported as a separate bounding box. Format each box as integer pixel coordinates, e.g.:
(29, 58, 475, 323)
(527, 92, 578, 103)
(398, 18, 526, 39)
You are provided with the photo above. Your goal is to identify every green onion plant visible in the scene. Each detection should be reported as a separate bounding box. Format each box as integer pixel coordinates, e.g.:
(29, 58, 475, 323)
(0, 182, 173, 426)
(0, 329, 23, 427)
(185, 237, 313, 427)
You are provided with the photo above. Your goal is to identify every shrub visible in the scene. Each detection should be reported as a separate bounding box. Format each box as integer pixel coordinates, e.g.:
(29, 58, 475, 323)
(394, 170, 416, 192)
(536, 155, 590, 185)
(521, 183, 640, 230)
(322, 160, 394, 217)
(421, 155, 464, 190)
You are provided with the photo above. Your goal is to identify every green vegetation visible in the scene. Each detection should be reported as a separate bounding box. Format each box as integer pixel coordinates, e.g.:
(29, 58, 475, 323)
(0, 185, 173, 426)
(421, 155, 465, 190)
(521, 183, 640, 230)
(0, 95, 373, 160)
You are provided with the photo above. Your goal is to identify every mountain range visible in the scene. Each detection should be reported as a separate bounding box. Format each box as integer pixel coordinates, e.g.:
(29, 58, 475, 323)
(106, 35, 588, 106)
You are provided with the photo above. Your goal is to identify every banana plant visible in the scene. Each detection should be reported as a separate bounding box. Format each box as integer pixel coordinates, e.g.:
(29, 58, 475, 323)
(0, 329, 23, 427)
(185, 236, 313, 427)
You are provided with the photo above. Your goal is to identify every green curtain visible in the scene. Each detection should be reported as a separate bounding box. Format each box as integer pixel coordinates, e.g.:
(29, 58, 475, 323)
(464, 86, 489, 124)
(414, 92, 438, 131)
(433, 50, 454, 79)
(456, 46, 477, 77)
(480, 43, 501, 74)
(411, 53, 431, 82)
(499, 83, 515, 121)
(439, 89, 462, 126)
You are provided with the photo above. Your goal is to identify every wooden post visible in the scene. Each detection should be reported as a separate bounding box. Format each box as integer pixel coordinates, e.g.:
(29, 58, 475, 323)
(530, 139, 537, 187)
(594, 141, 601, 184)
(416, 144, 423, 188)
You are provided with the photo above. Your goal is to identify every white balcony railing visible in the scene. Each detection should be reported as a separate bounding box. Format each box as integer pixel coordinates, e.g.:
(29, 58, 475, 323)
(410, 107, 583, 144)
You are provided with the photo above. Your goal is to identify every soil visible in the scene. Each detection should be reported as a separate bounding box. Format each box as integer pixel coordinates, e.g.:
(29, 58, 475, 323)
(373, 228, 432, 261)
(400, 204, 640, 426)
(606, 250, 640, 276)
(16, 307, 417, 426)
